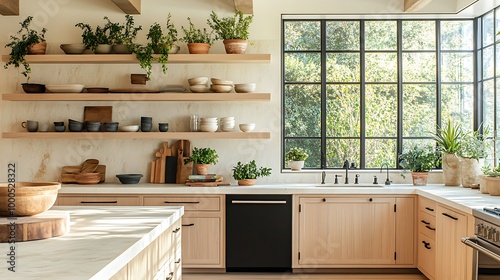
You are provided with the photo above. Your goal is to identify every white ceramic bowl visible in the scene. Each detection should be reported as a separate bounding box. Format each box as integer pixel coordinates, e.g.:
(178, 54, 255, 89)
(119, 125, 140, 132)
(46, 84, 85, 93)
(239, 123, 256, 132)
(210, 84, 233, 93)
(200, 124, 218, 132)
(200, 117, 218, 122)
(235, 83, 256, 93)
(220, 120, 235, 125)
(221, 125, 235, 132)
(60, 44, 86, 54)
(188, 77, 209, 86)
(211, 78, 233, 85)
(190, 85, 209, 93)
(220, 116, 235, 121)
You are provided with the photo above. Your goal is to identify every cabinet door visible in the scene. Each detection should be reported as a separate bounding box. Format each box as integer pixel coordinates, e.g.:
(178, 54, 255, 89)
(298, 197, 395, 265)
(182, 216, 222, 267)
(436, 205, 468, 280)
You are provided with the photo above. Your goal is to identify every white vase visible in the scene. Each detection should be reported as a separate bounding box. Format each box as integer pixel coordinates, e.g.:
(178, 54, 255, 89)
(460, 158, 483, 188)
(288, 161, 304, 171)
(442, 153, 461, 186)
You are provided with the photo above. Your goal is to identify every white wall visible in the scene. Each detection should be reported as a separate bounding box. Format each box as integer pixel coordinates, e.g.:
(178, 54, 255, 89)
(1, 0, 489, 185)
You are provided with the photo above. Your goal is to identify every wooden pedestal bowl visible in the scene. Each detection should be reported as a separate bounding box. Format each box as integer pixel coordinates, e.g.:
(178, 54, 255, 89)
(0, 182, 61, 217)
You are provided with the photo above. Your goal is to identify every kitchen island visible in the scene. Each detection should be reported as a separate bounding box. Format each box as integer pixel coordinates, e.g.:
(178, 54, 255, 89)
(0, 206, 183, 280)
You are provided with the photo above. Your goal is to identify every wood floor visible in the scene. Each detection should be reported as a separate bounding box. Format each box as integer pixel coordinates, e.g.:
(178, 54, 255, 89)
(183, 273, 428, 280)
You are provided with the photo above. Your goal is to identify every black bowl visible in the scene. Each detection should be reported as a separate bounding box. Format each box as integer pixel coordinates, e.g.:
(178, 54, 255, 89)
(104, 122, 119, 132)
(116, 174, 143, 184)
(22, 83, 46, 94)
(68, 123, 83, 132)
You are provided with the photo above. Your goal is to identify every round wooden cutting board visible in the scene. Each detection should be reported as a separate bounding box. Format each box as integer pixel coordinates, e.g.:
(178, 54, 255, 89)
(0, 210, 69, 242)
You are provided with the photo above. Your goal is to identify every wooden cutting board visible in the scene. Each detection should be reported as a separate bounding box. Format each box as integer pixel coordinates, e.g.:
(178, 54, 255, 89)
(61, 165, 106, 183)
(0, 211, 70, 242)
(83, 106, 112, 132)
(170, 139, 191, 158)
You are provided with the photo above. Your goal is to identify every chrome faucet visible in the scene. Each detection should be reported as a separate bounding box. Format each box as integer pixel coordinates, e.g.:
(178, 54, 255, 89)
(380, 163, 392, 185)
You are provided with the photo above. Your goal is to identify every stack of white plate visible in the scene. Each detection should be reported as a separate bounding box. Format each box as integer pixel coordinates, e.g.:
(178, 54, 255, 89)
(200, 117, 218, 132)
(220, 117, 235, 132)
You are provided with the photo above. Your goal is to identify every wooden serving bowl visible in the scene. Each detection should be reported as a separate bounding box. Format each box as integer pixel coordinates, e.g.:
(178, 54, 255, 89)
(0, 182, 61, 217)
(75, 173, 101, 185)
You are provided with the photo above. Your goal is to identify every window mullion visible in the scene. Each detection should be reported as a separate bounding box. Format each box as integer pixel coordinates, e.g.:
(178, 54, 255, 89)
(397, 20, 403, 167)
(321, 20, 327, 169)
(360, 20, 366, 169)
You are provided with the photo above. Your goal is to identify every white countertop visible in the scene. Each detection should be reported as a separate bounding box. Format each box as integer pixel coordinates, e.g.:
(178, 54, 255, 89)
(0, 206, 183, 280)
(58, 183, 500, 215)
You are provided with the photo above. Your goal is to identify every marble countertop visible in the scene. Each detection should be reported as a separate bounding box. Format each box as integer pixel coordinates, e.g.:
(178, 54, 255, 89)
(0, 206, 183, 280)
(58, 183, 500, 215)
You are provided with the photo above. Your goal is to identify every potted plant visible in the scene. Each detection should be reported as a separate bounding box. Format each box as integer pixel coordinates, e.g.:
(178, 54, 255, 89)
(285, 147, 309, 171)
(232, 160, 272, 186)
(431, 119, 463, 186)
(4, 16, 47, 89)
(184, 147, 219, 175)
(180, 17, 214, 54)
(75, 20, 112, 54)
(480, 164, 500, 195)
(105, 15, 142, 54)
(458, 127, 489, 188)
(399, 145, 440, 186)
(149, 13, 179, 54)
(207, 10, 253, 54)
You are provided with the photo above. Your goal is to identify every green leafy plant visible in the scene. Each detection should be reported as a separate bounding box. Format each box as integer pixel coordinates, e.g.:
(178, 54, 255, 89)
(399, 145, 440, 173)
(105, 15, 142, 47)
(4, 16, 47, 82)
(232, 160, 272, 180)
(285, 147, 309, 161)
(180, 17, 214, 44)
(184, 147, 219, 165)
(431, 119, 463, 154)
(459, 125, 490, 160)
(482, 163, 500, 177)
(207, 10, 253, 40)
(75, 20, 111, 52)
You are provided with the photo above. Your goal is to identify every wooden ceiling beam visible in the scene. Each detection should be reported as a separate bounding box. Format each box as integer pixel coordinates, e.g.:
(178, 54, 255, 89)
(234, 0, 253, 14)
(0, 0, 19, 16)
(110, 0, 141, 14)
(404, 0, 433, 12)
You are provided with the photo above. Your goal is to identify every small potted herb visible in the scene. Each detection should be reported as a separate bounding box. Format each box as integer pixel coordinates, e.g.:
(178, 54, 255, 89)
(106, 15, 142, 54)
(459, 127, 489, 187)
(399, 145, 440, 186)
(207, 10, 253, 54)
(75, 20, 112, 53)
(285, 147, 309, 171)
(4, 16, 47, 89)
(180, 17, 214, 54)
(184, 147, 219, 175)
(480, 164, 500, 195)
(232, 160, 272, 186)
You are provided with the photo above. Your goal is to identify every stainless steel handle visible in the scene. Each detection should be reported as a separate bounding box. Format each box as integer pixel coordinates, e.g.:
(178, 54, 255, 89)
(231, 200, 287, 204)
(461, 236, 500, 262)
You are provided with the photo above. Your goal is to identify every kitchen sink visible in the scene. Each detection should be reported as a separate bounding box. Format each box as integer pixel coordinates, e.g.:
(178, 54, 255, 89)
(315, 183, 385, 188)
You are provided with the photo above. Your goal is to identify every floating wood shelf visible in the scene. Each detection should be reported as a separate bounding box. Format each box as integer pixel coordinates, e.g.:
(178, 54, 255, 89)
(0, 0, 140, 15)
(2, 93, 271, 101)
(1, 54, 271, 64)
(2, 131, 271, 140)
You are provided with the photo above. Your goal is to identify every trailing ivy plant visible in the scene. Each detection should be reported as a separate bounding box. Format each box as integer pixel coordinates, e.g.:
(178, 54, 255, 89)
(232, 160, 272, 180)
(180, 17, 214, 44)
(4, 16, 47, 82)
(207, 10, 253, 40)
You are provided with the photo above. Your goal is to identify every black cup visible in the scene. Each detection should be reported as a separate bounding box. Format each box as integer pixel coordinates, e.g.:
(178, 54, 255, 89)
(158, 123, 169, 132)
(54, 121, 64, 126)
(141, 123, 152, 132)
(141, 116, 152, 123)
(55, 125, 66, 132)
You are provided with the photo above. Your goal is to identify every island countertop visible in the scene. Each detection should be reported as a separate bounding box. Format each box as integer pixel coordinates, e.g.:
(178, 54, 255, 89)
(0, 206, 183, 280)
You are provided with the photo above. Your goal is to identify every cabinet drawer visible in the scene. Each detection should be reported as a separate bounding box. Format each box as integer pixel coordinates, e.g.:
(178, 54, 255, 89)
(143, 196, 220, 211)
(57, 195, 140, 206)
(418, 196, 436, 216)
(418, 233, 435, 280)
(418, 210, 436, 239)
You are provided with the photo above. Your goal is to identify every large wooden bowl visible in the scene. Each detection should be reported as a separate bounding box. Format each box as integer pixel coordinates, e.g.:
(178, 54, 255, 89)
(0, 182, 61, 217)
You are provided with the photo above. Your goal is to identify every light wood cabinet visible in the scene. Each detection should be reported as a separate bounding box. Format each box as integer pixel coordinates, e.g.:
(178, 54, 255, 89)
(144, 194, 225, 269)
(294, 195, 415, 268)
(56, 195, 141, 206)
(417, 196, 437, 280)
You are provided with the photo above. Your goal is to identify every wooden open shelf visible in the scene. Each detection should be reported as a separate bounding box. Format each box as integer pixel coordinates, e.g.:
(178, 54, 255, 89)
(2, 131, 271, 140)
(1, 54, 271, 64)
(2, 93, 271, 101)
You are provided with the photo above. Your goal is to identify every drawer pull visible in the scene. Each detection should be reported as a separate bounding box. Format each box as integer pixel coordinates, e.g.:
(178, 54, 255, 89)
(422, 240, 431, 250)
(164, 201, 200, 204)
(425, 225, 436, 231)
(442, 213, 458, 220)
(421, 220, 430, 225)
(182, 223, 195, 227)
(80, 201, 117, 204)
(166, 272, 174, 280)
(425, 207, 434, 212)
(174, 258, 181, 264)
(172, 227, 180, 233)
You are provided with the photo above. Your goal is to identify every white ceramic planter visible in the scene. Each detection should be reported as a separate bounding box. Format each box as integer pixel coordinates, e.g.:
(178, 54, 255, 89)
(288, 160, 304, 171)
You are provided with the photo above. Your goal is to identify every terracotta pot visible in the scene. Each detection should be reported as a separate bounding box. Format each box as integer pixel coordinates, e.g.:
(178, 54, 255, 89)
(480, 175, 500, 196)
(28, 42, 47, 55)
(195, 163, 211, 175)
(94, 44, 112, 54)
(187, 43, 211, 54)
(479, 175, 490, 194)
(288, 160, 304, 171)
(223, 39, 248, 54)
(411, 172, 429, 186)
(460, 158, 483, 188)
(442, 153, 461, 186)
(237, 179, 256, 186)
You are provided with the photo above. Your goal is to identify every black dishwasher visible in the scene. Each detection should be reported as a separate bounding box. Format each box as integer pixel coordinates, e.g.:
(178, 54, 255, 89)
(226, 194, 292, 272)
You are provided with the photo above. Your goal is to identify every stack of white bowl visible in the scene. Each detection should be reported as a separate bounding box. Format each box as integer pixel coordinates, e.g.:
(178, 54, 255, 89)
(188, 77, 209, 93)
(220, 117, 235, 132)
(200, 117, 218, 132)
